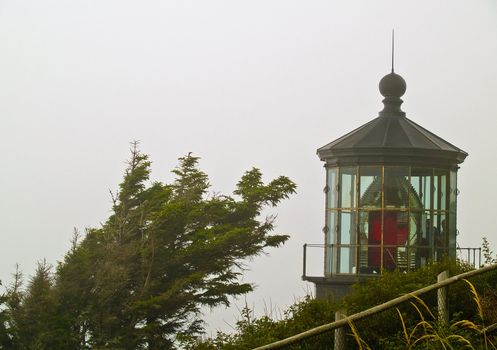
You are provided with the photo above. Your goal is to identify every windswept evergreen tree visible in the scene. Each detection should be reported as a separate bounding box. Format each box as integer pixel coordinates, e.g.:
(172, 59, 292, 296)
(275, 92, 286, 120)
(8, 261, 59, 350)
(30, 143, 297, 349)
(0, 287, 16, 349)
(1, 266, 23, 350)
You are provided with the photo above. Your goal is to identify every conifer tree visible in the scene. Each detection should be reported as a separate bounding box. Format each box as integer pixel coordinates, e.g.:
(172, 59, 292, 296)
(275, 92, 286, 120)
(12, 261, 58, 350)
(52, 143, 296, 349)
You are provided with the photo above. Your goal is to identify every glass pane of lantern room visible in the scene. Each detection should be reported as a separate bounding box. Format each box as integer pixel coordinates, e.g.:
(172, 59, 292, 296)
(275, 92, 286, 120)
(339, 246, 357, 274)
(338, 211, 357, 273)
(340, 167, 357, 209)
(410, 168, 432, 210)
(405, 214, 418, 270)
(359, 210, 380, 274)
(326, 210, 337, 245)
(448, 212, 456, 258)
(339, 211, 356, 245)
(449, 171, 457, 214)
(327, 167, 338, 209)
(361, 210, 382, 273)
(384, 167, 409, 208)
(383, 211, 408, 271)
(411, 211, 432, 268)
(325, 211, 337, 274)
(433, 212, 447, 261)
(434, 169, 449, 211)
(359, 166, 382, 209)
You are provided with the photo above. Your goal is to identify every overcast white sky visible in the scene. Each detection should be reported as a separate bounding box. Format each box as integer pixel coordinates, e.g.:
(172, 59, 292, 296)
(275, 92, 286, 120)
(1, 0, 496, 334)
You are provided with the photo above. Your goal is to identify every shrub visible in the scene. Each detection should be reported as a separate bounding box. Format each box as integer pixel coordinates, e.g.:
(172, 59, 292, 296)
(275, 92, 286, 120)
(190, 260, 497, 349)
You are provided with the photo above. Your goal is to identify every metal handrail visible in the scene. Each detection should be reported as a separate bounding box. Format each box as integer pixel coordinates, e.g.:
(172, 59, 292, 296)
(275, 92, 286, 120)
(254, 263, 497, 350)
(302, 243, 482, 278)
(457, 247, 482, 267)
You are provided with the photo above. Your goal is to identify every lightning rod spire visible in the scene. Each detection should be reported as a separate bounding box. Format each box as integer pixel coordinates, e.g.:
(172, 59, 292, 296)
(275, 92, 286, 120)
(391, 29, 395, 73)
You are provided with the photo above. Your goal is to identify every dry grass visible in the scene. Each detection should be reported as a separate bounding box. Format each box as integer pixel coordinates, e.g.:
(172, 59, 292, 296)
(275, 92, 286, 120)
(345, 281, 497, 349)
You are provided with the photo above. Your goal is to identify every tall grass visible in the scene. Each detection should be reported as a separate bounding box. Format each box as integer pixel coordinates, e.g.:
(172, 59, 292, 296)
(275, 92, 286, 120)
(347, 280, 497, 349)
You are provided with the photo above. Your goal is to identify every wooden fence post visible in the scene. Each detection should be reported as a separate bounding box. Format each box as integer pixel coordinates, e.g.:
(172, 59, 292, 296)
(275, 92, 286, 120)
(253, 264, 497, 350)
(334, 309, 346, 350)
(437, 270, 449, 326)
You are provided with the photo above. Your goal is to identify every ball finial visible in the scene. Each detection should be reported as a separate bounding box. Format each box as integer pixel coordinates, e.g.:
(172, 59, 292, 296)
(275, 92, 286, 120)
(378, 72, 407, 117)
(379, 72, 407, 98)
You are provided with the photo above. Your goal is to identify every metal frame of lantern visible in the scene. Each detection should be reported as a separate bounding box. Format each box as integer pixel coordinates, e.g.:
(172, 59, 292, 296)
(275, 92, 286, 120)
(323, 165, 457, 276)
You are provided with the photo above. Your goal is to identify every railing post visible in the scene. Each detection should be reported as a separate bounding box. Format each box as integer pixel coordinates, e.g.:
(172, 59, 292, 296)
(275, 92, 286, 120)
(437, 270, 449, 326)
(334, 309, 346, 350)
(302, 244, 307, 278)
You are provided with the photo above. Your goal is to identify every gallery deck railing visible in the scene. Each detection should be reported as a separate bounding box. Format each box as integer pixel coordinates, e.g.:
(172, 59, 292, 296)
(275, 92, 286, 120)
(253, 263, 497, 350)
(302, 243, 482, 279)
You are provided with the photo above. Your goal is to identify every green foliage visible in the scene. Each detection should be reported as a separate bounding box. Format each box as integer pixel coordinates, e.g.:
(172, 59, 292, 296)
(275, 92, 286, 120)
(482, 237, 496, 266)
(193, 260, 497, 350)
(184, 296, 338, 350)
(1, 266, 23, 350)
(6, 261, 61, 350)
(4, 143, 296, 349)
(0, 284, 16, 349)
(352, 280, 497, 349)
(341, 260, 477, 348)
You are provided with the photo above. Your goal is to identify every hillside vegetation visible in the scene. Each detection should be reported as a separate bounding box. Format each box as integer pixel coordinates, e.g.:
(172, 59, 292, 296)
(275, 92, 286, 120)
(189, 260, 497, 349)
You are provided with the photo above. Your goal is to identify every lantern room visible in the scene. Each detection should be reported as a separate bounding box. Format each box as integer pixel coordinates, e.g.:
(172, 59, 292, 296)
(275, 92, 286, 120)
(303, 70, 468, 299)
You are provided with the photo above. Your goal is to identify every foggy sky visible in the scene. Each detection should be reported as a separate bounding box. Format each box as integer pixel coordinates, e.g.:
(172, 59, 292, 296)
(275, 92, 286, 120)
(1, 0, 496, 334)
